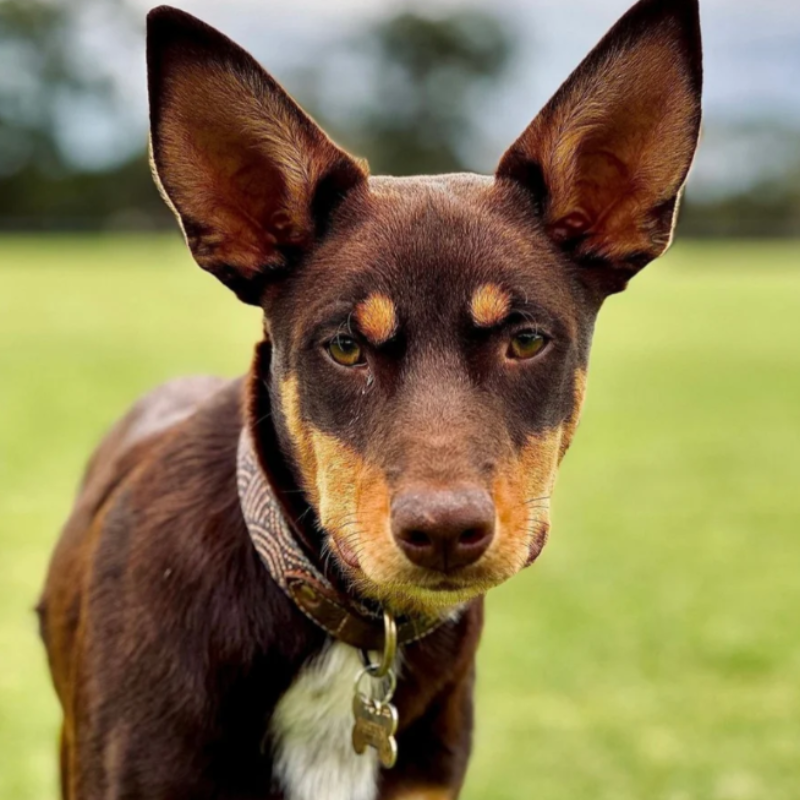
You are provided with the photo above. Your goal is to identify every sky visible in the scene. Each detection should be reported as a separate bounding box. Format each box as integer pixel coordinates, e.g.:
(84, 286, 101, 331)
(124, 0, 800, 118)
(70, 0, 800, 193)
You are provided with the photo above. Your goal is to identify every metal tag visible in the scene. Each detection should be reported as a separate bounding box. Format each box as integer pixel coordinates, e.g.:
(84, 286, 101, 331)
(352, 610, 399, 768)
(352, 691, 398, 768)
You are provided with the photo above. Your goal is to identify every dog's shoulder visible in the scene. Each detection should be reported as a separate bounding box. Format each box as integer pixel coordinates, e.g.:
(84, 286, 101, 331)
(86, 373, 252, 600)
(81, 375, 236, 505)
(40, 374, 326, 794)
(40, 374, 303, 691)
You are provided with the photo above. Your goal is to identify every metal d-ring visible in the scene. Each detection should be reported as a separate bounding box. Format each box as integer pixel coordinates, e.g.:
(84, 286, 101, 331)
(360, 609, 397, 679)
(354, 662, 397, 705)
(377, 609, 397, 677)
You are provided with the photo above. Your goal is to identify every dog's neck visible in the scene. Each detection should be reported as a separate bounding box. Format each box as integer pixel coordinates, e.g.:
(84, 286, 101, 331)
(245, 341, 348, 591)
(242, 343, 446, 650)
(237, 425, 444, 650)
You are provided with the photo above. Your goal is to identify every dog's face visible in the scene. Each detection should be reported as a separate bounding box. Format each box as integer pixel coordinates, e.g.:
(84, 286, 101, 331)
(260, 175, 591, 611)
(147, 0, 702, 613)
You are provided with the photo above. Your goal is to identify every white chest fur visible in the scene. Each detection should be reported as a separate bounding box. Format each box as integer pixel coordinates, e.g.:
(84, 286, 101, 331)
(270, 641, 379, 800)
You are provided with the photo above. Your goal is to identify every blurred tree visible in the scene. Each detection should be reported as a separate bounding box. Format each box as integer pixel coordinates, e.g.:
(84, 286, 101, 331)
(304, 9, 515, 176)
(1, 0, 95, 178)
(682, 174, 800, 239)
(680, 122, 800, 239)
(0, 1, 798, 238)
(0, 0, 166, 228)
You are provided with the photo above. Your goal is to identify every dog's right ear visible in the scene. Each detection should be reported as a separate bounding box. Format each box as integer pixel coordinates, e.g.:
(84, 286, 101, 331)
(147, 6, 368, 304)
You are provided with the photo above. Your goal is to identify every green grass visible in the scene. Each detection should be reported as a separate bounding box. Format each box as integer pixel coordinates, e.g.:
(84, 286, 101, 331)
(1, 235, 798, 799)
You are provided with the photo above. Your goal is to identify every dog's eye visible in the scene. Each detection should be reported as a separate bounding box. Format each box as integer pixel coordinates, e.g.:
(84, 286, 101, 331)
(328, 335, 365, 367)
(508, 330, 548, 360)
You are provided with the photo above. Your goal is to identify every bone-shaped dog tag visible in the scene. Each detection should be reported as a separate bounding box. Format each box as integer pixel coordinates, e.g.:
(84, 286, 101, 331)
(352, 691, 398, 768)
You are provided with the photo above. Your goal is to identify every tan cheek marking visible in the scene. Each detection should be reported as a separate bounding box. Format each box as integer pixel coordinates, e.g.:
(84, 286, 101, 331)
(470, 283, 511, 328)
(559, 368, 587, 461)
(353, 463, 403, 583)
(280, 376, 320, 507)
(281, 377, 363, 529)
(392, 790, 453, 800)
(490, 427, 563, 573)
(312, 432, 410, 590)
(355, 293, 397, 345)
(280, 377, 400, 578)
(309, 430, 361, 534)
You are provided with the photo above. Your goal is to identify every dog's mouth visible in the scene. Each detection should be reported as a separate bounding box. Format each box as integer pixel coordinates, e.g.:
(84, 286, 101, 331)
(330, 534, 361, 571)
(328, 526, 549, 615)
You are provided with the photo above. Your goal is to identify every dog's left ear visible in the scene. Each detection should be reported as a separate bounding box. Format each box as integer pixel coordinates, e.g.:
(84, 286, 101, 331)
(147, 6, 368, 304)
(497, 0, 702, 294)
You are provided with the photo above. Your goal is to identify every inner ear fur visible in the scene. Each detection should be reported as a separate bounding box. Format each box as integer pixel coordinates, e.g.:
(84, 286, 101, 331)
(147, 6, 367, 303)
(497, 0, 702, 288)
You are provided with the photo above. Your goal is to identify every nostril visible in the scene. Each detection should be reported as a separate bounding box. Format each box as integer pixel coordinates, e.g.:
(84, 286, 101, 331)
(458, 527, 488, 547)
(402, 529, 433, 549)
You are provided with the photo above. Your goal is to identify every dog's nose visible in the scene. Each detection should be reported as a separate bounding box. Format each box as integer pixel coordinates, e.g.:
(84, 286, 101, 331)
(391, 487, 495, 572)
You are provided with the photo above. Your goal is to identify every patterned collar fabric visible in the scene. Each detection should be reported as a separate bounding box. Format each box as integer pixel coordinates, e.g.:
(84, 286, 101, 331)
(236, 428, 444, 650)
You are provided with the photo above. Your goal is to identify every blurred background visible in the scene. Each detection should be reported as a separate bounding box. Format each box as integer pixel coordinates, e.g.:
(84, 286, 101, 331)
(1, 1, 798, 798)
(2, 0, 800, 233)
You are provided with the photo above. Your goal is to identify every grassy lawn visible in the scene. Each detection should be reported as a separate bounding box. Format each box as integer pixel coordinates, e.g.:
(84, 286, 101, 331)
(1, 235, 798, 799)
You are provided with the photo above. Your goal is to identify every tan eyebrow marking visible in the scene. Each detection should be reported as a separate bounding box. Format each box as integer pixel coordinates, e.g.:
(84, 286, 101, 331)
(354, 293, 397, 345)
(470, 283, 511, 328)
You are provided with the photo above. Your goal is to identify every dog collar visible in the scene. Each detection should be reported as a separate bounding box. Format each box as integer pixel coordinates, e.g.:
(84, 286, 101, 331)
(236, 428, 443, 651)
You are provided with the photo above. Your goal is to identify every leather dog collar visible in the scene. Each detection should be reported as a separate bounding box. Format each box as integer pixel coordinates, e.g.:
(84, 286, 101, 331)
(236, 428, 443, 651)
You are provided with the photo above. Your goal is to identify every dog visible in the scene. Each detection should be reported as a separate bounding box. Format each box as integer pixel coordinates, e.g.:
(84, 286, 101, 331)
(38, 0, 702, 797)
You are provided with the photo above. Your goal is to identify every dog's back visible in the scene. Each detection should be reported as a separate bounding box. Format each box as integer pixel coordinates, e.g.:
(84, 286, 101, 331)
(38, 376, 246, 795)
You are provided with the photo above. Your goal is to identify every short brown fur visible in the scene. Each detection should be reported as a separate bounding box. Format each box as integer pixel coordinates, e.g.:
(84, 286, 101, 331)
(40, 1, 702, 797)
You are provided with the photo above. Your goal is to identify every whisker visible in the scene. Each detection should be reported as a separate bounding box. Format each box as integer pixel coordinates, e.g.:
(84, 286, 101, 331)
(524, 495, 551, 505)
(252, 410, 273, 426)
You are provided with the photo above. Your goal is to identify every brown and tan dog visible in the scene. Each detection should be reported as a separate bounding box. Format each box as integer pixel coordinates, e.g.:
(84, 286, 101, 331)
(39, 1, 702, 797)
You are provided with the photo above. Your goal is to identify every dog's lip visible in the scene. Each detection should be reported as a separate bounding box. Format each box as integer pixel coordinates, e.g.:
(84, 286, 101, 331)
(524, 524, 550, 568)
(411, 567, 483, 591)
(419, 577, 471, 592)
(524, 545, 543, 568)
(331, 535, 360, 570)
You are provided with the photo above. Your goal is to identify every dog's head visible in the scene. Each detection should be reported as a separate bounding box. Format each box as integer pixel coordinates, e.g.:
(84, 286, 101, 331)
(147, 0, 702, 614)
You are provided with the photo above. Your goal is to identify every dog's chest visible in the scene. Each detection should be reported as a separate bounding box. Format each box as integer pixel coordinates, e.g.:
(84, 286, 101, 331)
(270, 641, 379, 800)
